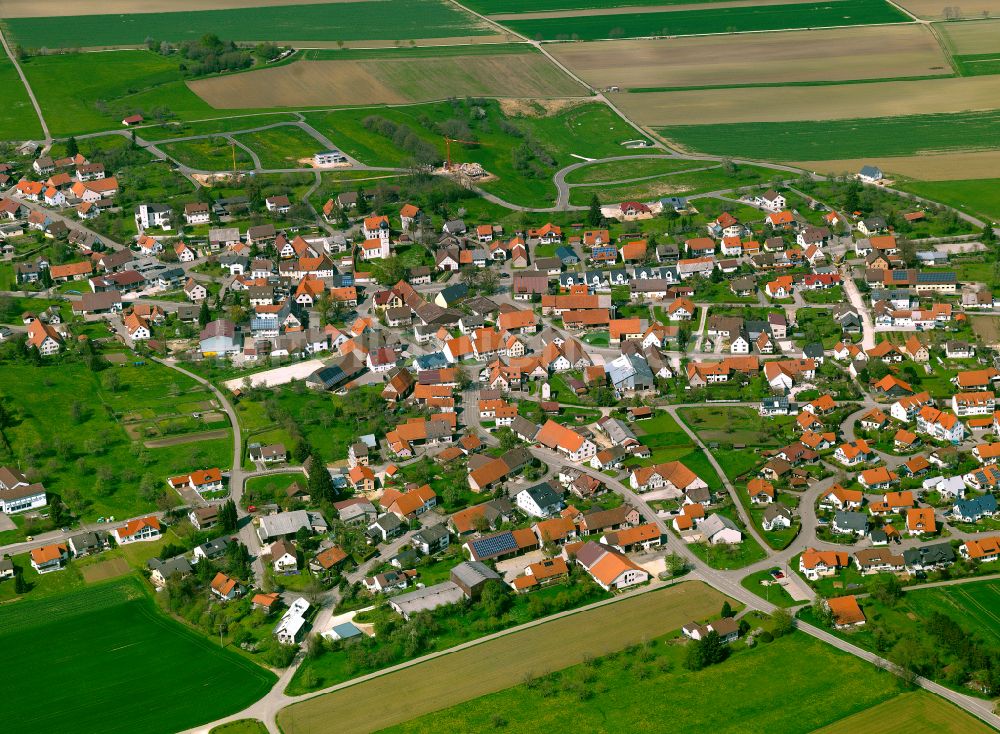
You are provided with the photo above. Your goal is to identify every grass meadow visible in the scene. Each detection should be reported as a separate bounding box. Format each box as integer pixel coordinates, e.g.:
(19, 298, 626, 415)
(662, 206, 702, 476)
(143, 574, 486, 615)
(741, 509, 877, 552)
(813, 691, 996, 734)
(500, 0, 909, 41)
(0, 359, 232, 521)
(377, 632, 900, 734)
(162, 137, 255, 171)
(657, 110, 1000, 161)
(563, 156, 710, 184)
(630, 410, 724, 491)
(0, 578, 275, 734)
(465, 0, 740, 11)
(0, 55, 43, 140)
(235, 126, 323, 168)
(7, 0, 490, 48)
(896, 178, 1000, 222)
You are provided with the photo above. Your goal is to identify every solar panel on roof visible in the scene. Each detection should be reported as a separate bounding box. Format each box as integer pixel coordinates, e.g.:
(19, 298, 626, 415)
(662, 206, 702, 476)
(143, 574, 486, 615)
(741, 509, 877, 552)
(472, 532, 517, 558)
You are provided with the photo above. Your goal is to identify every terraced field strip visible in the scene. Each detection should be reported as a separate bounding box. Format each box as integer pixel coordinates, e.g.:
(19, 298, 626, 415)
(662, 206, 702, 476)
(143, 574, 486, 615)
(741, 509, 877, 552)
(278, 581, 730, 734)
(497, 0, 910, 41)
(550, 26, 950, 89)
(5, 0, 491, 48)
(620, 75, 1000, 125)
(813, 690, 996, 734)
(189, 52, 587, 108)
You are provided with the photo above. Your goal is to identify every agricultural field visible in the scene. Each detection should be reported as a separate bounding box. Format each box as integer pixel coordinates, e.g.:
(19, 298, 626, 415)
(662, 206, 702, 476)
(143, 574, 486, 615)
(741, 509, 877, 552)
(497, 0, 910, 41)
(972, 315, 1000, 348)
(234, 126, 323, 168)
(304, 99, 648, 207)
(278, 582, 732, 733)
(461, 0, 742, 12)
(905, 579, 1000, 644)
(550, 26, 951, 90)
(189, 48, 586, 108)
(939, 19, 1000, 55)
(5, 0, 492, 48)
(0, 0, 353, 15)
(0, 359, 233, 522)
(814, 691, 996, 734)
(895, 0, 1000, 17)
(655, 110, 1000, 161)
(563, 156, 709, 183)
(0, 55, 42, 140)
(17, 51, 226, 137)
(375, 632, 900, 734)
(161, 137, 255, 170)
(622, 75, 1000, 127)
(895, 178, 1000, 223)
(0, 578, 275, 734)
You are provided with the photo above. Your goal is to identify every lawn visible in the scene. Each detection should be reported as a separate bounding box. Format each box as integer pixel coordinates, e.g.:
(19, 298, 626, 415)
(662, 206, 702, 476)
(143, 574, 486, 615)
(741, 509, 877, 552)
(7, 0, 490, 48)
(814, 690, 996, 734)
(280, 581, 734, 732)
(685, 507, 769, 571)
(162, 137, 255, 171)
(0, 577, 275, 734)
(500, 0, 908, 41)
(211, 721, 269, 734)
(139, 113, 302, 141)
(235, 126, 323, 169)
(564, 156, 709, 184)
(0, 359, 233, 522)
(896, 178, 1000, 223)
(244, 473, 309, 508)
(630, 410, 725, 491)
(376, 632, 899, 734)
(741, 568, 801, 608)
(304, 99, 649, 207)
(0, 55, 42, 141)
(658, 109, 1000, 161)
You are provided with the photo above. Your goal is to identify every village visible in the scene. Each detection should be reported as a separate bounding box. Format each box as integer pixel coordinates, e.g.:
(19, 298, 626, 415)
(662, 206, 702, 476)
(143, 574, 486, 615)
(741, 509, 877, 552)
(2, 133, 1000, 731)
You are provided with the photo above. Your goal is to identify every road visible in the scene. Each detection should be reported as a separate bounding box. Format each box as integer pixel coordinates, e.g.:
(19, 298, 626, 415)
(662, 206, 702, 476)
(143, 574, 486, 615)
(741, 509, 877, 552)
(841, 264, 876, 350)
(0, 27, 50, 148)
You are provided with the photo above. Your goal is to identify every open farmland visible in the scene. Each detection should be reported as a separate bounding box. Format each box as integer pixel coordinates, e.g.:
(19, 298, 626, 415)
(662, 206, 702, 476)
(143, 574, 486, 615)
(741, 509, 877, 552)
(497, 0, 909, 41)
(896, 178, 1000, 221)
(0, 0, 364, 15)
(655, 110, 1000, 163)
(463, 0, 746, 11)
(550, 26, 950, 90)
(378, 632, 900, 734)
(939, 19, 1000, 54)
(189, 50, 586, 108)
(162, 137, 255, 170)
(619, 76, 1000, 126)
(279, 582, 730, 733)
(5, 0, 491, 48)
(0, 55, 42, 140)
(895, 0, 1000, 17)
(814, 691, 995, 734)
(564, 156, 708, 183)
(0, 578, 275, 734)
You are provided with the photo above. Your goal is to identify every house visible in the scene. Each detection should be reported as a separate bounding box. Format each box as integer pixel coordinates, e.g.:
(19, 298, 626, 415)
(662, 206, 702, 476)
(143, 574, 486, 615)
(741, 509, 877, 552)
(799, 547, 850, 580)
(113, 516, 161, 545)
(30, 543, 69, 573)
(210, 572, 244, 601)
(275, 598, 310, 644)
(310, 546, 348, 577)
(682, 616, 740, 643)
(747, 478, 775, 504)
(135, 203, 172, 231)
(411, 524, 450, 555)
(699, 513, 743, 544)
(257, 510, 328, 543)
(515, 482, 564, 518)
(827, 596, 866, 628)
(268, 540, 298, 573)
(573, 541, 649, 591)
(534, 420, 596, 463)
(833, 511, 868, 536)
(961, 536, 1000, 563)
(600, 523, 662, 553)
(450, 561, 502, 600)
(189, 506, 219, 530)
(184, 202, 210, 225)
(834, 439, 875, 466)
(630, 460, 707, 496)
(858, 165, 883, 183)
(168, 468, 223, 494)
(903, 543, 955, 572)
(916, 406, 965, 444)
(381, 484, 437, 521)
(0, 466, 47, 514)
(953, 494, 999, 523)
(762, 504, 792, 531)
(184, 279, 208, 302)
(148, 556, 193, 586)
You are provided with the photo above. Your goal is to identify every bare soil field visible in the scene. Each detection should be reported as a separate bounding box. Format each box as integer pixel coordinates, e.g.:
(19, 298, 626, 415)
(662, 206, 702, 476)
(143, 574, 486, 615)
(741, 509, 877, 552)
(488, 0, 821, 19)
(278, 581, 729, 734)
(551, 25, 949, 89)
(793, 150, 1000, 180)
(191, 54, 585, 108)
(971, 315, 1000, 348)
(895, 0, 1000, 17)
(939, 19, 1000, 54)
(614, 75, 1000, 125)
(81, 558, 131, 583)
(0, 0, 368, 17)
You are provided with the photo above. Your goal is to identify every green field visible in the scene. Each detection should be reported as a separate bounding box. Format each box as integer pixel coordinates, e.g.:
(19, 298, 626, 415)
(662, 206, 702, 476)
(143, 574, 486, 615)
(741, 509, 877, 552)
(813, 691, 996, 734)
(0, 578, 275, 734)
(7, 0, 489, 48)
(500, 0, 908, 41)
(658, 110, 1000, 161)
(0, 359, 233, 521)
(236, 126, 322, 169)
(896, 178, 1000, 223)
(162, 136, 255, 171)
(211, 721, 269, 734)
(300, 43, 533, 60)
(905, 579, 1000, 645)
(379, 632, 899, 734)
(568, 163, 774, 205)
(0, 55, 42, 140)
(564, 156, 709, 184)
(464, 0, 742, 11)
(304, 100, 648, 207)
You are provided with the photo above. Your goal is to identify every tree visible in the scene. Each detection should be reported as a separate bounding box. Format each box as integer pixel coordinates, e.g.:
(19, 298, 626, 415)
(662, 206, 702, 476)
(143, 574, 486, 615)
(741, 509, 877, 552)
(308, 450, 337, 503)
(66, 136, 79, 158)
(982, 224, 997, 249)
(102, 370, 122, 393)
(198, 301, 211, 328)
(720, 601, 734, 618)
(14, 568, 27, 594)
(770, 609, 794, 637)
(587, 193, 602, 227)
(219, 499, 238, 532)
(479, 580, 510, 617)
(870, 573, 903, 607)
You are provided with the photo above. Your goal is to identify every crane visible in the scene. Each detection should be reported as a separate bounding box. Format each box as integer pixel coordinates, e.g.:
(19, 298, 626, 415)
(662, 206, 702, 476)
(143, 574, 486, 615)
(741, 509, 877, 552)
(443, 136, 488, 170)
